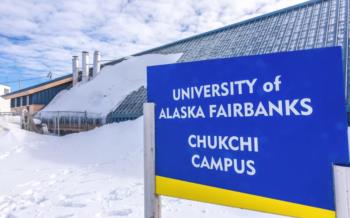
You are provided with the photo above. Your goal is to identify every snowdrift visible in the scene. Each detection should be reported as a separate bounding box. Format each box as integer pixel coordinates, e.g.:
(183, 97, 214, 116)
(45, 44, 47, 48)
(42, 54, 182, 116)
(0, 51, 285, 218)
(0, 117, 283, 218)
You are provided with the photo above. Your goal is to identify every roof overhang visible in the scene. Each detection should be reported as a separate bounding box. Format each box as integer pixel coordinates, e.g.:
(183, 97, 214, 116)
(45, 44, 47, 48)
(2, 76, 72, 99)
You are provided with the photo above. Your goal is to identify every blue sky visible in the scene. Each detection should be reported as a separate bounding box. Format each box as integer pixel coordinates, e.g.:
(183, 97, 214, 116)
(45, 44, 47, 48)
(0, 0, 305, 91)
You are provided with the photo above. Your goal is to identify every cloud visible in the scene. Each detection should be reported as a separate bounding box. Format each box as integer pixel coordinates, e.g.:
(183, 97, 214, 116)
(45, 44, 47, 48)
(0, 0, 306, 87)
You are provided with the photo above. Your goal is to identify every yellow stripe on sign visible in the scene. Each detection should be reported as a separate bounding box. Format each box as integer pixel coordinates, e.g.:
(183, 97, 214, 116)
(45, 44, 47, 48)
(156, 176, 335, 218)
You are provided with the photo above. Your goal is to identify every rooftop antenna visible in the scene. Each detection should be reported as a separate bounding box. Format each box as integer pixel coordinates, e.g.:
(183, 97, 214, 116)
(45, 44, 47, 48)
(47, 71, 53, 80)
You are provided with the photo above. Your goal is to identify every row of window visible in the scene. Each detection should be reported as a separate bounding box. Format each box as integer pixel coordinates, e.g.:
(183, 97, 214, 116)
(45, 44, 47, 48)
(10, 83, 71, 108)
(10, 95, 32, 108)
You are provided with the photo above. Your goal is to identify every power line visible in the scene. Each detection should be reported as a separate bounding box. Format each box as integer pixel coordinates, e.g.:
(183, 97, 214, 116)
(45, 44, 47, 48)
(1, 77, 48, 90)
(0, 76, 48, 85)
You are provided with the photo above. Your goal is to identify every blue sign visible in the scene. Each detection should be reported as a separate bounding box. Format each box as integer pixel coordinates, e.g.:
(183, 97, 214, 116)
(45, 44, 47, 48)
(147, 47, 349, 218)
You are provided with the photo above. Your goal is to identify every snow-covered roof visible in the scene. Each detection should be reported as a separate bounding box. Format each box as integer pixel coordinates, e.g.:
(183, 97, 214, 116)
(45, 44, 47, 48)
(109, 0, 350, 121)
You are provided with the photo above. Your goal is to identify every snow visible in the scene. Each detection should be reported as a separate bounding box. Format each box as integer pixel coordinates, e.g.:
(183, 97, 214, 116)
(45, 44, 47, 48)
(42, 54, 182, 116)
(0, 53, 288, 217)
(0, 116, 286, 218)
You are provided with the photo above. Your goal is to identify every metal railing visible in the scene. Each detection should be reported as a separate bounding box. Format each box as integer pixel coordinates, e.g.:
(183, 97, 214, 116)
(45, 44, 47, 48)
(0, 112, 21, 125)
(35, 111, 105, 135)
(0, 112, 20, 117)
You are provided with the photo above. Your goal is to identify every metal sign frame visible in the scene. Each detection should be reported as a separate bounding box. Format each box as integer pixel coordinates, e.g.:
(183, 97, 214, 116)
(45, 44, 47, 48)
(144, 48, 348, 218)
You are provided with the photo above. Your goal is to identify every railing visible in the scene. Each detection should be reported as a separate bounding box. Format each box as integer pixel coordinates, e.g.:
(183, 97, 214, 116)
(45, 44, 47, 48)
(0, 112, 21, 125)
(0, 112, 20, 116)
(35, 111, 105, 135)
(17, 109, 143, 136)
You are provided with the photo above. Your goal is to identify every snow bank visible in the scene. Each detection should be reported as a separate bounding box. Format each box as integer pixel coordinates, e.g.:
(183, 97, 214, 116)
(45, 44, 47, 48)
(0, 116, 20, 125)
(42, 54, 182, 116)
(0, 117, 285, 218)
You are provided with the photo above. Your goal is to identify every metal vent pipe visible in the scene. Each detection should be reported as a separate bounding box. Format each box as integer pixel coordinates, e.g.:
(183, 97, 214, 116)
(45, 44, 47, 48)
(72, 56, 79, 85)
(93, 51, 101, 77)
(82, 51, 89, 82)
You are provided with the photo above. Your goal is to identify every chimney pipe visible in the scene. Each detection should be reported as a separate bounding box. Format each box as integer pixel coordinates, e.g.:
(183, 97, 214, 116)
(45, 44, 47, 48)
(72, 56, 79, 85)
(82, 51, 89, 82)
(93, 51, 101, 77)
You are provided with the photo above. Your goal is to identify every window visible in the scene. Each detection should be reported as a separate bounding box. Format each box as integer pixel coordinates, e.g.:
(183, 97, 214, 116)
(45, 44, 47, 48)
(10, 99, 15, 108)
(4, 88, 9, 94)
(22, 96, 27, 106)
(15, 98, 20, 107)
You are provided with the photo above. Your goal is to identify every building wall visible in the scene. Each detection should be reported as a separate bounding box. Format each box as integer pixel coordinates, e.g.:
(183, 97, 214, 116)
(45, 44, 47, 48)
(9, 82, 71, 113)
(0, 84, 11, 112)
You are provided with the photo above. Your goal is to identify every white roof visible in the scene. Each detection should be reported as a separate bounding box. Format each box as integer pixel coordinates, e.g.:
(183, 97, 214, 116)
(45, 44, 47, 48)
(0, 84, 10, 89)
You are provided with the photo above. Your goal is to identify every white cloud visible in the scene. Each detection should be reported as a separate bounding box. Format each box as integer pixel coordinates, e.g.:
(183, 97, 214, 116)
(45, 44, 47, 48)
(0, 0, 306, 82)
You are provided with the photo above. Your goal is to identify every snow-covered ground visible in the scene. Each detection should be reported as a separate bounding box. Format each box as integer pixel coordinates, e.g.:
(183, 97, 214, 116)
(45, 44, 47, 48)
(0, 53, 287, 217)
(42, 54, 182, 116)
(0, 116, 285, 218)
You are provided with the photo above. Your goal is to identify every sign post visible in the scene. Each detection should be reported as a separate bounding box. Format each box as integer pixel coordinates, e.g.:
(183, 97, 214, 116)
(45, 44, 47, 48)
(144, 103, 161, 218)
(333, 163, 350, 218)
(145, 47, 350, 218)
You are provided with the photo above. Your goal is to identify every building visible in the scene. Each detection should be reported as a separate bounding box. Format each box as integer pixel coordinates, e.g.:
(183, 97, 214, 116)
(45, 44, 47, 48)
(0, 84, 11, 113)
(107, 0, 350, 122)
(1, 50, 101, 115)
(2, 75, 72, 113)
(3, 0, 349, 121)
